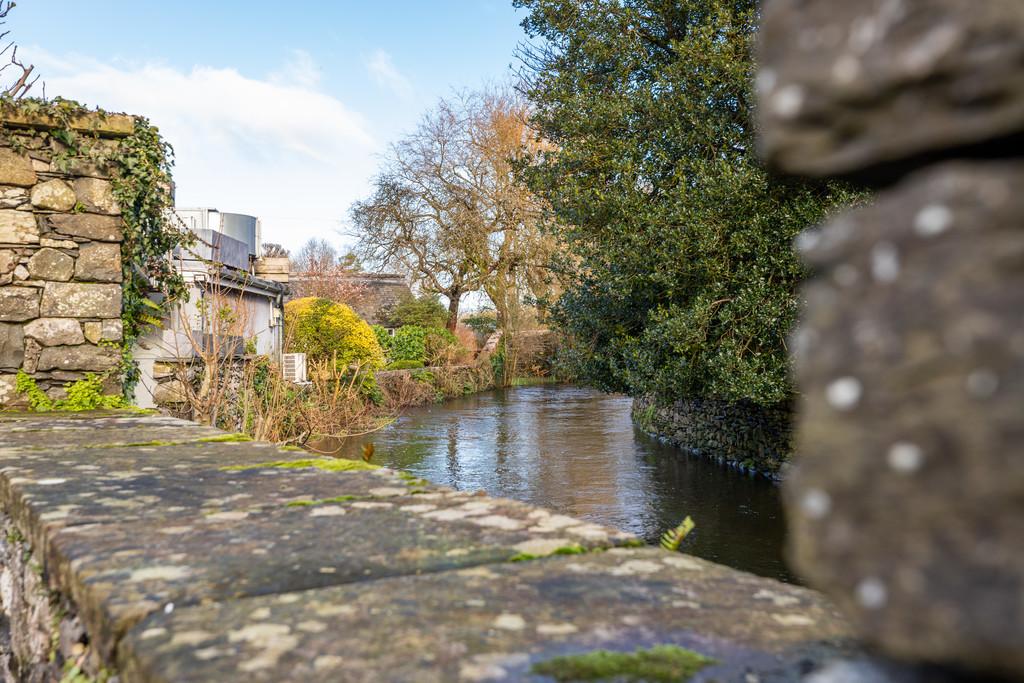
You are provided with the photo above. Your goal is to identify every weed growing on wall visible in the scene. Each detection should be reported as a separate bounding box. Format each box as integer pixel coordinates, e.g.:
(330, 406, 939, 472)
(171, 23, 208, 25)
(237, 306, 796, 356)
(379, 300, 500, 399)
(15, 372, 124, 412)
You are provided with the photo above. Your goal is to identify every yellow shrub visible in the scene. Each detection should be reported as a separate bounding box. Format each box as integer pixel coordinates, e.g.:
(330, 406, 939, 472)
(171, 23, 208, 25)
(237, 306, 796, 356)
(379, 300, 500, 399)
(284, 297, 384, 370)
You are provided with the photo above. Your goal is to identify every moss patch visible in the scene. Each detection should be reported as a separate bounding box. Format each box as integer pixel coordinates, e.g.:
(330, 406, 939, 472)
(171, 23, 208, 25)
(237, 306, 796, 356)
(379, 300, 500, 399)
(510, 544, 592, 563)
(530, 645, 714, 682)
(221, 458, 380, 473)
(198, 434, 253, 444)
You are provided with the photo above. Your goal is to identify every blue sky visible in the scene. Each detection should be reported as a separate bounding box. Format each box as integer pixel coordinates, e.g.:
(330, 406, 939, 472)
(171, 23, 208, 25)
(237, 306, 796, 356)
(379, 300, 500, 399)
(13, 1, 528, 253)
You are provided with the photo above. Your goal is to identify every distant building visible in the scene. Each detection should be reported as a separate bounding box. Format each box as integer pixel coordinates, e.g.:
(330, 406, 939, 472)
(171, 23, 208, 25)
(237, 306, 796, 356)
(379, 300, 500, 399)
(133, 208, 287, 409)
(337, 273, 411, 326)
(280, 270, 412, 327)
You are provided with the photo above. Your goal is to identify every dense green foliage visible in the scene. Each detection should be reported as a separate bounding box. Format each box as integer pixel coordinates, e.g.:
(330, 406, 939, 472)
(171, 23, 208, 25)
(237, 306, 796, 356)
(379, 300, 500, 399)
(516, 0, 860, 405)
(384, 294, 450, 330)
(390, 325, 427, 363)
(371, 324, 393, 356)
(284, 297, 384, 370)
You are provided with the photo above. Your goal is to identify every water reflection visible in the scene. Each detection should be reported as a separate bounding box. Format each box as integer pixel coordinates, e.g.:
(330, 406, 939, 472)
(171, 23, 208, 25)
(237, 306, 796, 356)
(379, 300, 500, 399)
(326, 385, 795, 582)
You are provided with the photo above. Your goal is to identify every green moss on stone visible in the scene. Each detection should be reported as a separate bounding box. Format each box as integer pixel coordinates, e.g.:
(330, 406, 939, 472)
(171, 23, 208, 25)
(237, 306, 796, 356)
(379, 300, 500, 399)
(510, 544, 594, 563)
(221, 458, 380, 473)
(530, 645, 714, 682)
(552, 543, 587, 555)
(198, 433, 253, 443)
(279, 445, 305, 452)
(509, 552, 539, 562)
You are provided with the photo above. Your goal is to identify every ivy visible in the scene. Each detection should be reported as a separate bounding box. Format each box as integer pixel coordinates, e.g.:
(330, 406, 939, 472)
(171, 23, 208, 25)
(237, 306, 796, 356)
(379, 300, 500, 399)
(1, 96, 192, 398)
(110, 116, 191, 395)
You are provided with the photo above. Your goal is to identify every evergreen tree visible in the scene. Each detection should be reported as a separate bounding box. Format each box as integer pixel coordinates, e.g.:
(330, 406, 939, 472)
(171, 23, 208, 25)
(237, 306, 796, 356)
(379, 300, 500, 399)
(516, 0, 859, 405)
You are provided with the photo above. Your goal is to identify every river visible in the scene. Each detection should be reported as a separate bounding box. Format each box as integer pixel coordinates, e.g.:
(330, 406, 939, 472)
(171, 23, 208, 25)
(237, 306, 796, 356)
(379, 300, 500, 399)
(327, 385, 796, 583)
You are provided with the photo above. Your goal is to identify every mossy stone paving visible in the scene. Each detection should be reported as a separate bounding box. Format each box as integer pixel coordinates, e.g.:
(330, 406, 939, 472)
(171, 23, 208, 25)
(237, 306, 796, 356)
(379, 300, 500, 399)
(120, 548, 854, 683)
(0, 413, 857, 681)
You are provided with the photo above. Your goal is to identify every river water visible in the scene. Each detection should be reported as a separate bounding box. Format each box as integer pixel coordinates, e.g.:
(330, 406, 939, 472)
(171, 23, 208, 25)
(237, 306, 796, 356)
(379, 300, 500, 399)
(328, 385, 796, 582)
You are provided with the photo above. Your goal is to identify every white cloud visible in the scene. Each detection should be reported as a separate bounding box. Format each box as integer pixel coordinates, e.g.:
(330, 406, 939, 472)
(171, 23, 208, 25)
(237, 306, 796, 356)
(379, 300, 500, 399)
(269, 49, 321, 89)
(365, 49, 414, 101)
(24, 48, 379, 253)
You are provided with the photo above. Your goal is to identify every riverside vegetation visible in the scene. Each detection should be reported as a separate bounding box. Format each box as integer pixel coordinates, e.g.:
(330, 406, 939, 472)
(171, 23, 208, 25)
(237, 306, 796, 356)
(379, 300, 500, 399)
(165, 285, 552, 450)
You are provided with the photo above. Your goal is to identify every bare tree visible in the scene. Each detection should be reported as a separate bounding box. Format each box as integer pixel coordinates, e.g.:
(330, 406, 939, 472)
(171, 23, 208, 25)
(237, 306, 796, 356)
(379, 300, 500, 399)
(351, 87, 556, 331)
(0, 2, 39, 99)
(261, 242, 290, 258)
(290, 237, 366, 303)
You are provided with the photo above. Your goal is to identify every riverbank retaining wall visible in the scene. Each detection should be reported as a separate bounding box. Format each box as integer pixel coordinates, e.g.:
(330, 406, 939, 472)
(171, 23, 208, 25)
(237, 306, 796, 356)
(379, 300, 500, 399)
(0, 411, 863, 682)
(0, 111, 132, 407)
(632, 395, 792, 478)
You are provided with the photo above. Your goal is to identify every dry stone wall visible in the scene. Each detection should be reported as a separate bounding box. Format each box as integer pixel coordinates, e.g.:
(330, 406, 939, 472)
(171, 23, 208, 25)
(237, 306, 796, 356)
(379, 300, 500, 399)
(758, 0, 1024, 677)
(632, 396, 793, 478)
(0, 114, 130, 407)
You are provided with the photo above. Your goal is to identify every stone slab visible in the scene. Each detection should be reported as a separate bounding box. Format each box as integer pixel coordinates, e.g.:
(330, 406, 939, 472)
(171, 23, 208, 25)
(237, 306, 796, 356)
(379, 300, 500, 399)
(0, 110, 135, 137)
(0, 321, 23, 368)
(39, 281, 121, 318)
(0, 210, 39, 245)
(0, 146, 38, 186)
(118, 548, 853, 683)
(36, 343, 121, 372)
(0, 285, 39, 322)
(44, 213, 123, 242)
(757, 0, 1024, 180)
(0, 415, 635, 664)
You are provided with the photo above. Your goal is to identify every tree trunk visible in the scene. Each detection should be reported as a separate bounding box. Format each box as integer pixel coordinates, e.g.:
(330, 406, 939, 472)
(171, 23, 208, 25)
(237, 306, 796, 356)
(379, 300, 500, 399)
(445, 291, 462, 331)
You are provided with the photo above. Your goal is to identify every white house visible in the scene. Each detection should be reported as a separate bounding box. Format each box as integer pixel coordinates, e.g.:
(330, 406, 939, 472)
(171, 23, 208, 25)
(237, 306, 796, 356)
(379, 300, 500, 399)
(132, 208, 287, 409)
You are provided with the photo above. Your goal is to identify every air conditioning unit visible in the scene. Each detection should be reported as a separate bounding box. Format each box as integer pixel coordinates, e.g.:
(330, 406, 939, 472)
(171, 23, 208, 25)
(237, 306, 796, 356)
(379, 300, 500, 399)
(282, 353, 309, 384)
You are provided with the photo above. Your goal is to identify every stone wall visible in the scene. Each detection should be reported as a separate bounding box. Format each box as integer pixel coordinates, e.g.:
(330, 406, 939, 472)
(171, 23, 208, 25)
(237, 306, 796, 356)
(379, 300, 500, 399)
(758, 1, 1024, 678)
(632, 395, 793, 478)
(0, 113, 131, 407)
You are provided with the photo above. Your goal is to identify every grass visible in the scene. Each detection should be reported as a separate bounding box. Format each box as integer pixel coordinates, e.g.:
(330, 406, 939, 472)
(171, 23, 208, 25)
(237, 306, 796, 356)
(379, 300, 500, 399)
(530, 645, 714, 682)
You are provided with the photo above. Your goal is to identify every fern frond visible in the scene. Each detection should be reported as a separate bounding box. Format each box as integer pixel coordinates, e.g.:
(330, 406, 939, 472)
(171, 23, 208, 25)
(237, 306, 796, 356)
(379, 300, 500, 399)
(660, 516, 696, 552)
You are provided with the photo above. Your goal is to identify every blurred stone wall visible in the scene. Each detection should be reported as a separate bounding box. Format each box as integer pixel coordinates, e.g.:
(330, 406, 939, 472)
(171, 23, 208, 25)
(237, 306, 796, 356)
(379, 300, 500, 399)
(758, 0, 1024, 677)
(0, 112, 132, 406)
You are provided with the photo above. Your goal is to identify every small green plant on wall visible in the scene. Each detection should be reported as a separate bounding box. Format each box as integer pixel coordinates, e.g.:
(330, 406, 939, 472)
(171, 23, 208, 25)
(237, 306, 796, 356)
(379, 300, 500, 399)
(15, 371, 125, 412)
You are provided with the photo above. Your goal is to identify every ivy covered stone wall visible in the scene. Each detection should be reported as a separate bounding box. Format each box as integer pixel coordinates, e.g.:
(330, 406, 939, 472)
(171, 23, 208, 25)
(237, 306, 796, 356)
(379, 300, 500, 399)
(0, 112, 133, 407)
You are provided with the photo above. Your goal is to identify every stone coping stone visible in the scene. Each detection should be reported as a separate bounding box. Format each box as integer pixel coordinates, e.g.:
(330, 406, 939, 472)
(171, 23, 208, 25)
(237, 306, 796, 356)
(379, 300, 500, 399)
(0, 413, 636, 665)
(0, 109, 135, 137)
(756, 0, 1024, 182)
(118, 548, 854, 683)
